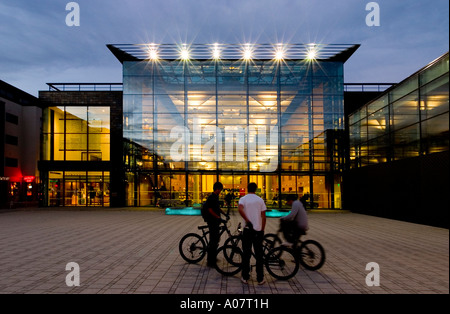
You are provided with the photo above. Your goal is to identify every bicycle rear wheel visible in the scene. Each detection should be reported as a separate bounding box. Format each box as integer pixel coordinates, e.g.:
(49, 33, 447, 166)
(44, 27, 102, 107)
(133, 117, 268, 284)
(299, 240, 325, 271)
(265, 246, 299, 280)
(215, 245, 243, 276)
(179, 233, 207, 264)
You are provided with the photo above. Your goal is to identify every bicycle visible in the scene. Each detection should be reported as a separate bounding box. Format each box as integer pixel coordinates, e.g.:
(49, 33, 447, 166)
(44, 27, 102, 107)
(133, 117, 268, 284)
(264, 226, 326, 271)
(215, 227, 300, 280)
(178, 215, 240, 264)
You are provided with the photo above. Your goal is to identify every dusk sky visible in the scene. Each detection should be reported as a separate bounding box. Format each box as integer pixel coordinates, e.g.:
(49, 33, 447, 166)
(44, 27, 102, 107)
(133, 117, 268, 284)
(1, 0, 448, 96)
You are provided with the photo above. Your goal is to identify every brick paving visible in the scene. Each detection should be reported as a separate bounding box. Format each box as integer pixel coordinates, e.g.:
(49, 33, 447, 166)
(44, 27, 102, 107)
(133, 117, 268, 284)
(0, 208, 448, 294)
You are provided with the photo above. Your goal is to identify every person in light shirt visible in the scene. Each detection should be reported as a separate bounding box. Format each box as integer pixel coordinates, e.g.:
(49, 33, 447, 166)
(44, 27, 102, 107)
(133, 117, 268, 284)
(238, 182, 267, 285)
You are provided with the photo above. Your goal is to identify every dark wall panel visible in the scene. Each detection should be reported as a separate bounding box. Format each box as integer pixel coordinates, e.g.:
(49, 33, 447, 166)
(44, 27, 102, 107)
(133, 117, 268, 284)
(343, 151, 449, 228)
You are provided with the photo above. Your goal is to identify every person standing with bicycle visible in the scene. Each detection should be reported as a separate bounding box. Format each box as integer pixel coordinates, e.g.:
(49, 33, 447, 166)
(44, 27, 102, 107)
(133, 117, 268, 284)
(202, 182, 226, 267)
(238, 182, 267, 285)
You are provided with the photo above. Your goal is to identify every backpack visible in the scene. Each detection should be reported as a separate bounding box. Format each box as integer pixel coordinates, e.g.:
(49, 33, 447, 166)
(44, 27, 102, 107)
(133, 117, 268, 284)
(201, 201, 209, 221)
(201, 193, 215, 221)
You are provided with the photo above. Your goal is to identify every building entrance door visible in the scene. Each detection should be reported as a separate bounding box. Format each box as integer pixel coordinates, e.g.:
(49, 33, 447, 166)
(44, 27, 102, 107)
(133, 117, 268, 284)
(219, 174, 247, 209)
(65, 172, 86, 206)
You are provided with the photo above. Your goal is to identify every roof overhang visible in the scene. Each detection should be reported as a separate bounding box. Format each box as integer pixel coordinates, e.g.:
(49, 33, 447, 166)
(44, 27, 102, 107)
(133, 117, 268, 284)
(107, 43, 360, 63)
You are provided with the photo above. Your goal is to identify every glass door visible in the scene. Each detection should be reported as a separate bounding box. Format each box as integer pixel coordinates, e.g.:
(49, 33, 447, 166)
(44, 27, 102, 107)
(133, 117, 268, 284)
(64, 171, 86, 206)
(219, 174, 248, 210)
(87, 172, 105, 206)
(48, 171, 63, 206)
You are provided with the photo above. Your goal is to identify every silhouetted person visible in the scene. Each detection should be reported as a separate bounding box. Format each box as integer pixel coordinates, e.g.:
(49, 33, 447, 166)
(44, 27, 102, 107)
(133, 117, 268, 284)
(224, 192, 234, 215)
(238, 182, 267, 285)
(202, 182, 226, 267)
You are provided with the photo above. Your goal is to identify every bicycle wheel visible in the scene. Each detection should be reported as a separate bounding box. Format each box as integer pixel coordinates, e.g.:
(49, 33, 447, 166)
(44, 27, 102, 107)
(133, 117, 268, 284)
(265, 246, 299, 280)
(224, 235, 242, 250)
(263, 233, 282, 254)
(298, 239, 326, 271)
(215, 245, 243, 276)
(179, 233, 207, 264)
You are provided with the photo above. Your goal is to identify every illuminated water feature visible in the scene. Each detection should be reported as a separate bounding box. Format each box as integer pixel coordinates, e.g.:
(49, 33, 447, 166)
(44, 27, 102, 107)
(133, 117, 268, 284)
(165, 207, 290, 217)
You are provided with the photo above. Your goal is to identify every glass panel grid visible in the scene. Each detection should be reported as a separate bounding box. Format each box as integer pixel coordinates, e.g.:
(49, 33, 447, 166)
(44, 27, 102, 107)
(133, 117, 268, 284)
(123, 59, 346, 208)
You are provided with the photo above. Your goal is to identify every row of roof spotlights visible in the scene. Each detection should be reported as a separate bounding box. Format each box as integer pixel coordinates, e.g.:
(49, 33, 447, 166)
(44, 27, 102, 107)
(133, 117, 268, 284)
(146, 44, 318, 61)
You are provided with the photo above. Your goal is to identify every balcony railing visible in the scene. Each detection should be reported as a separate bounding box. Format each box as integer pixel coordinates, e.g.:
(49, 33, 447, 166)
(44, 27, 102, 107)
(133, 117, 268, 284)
(344, 83, 396, 92)
(47, 83, 123, 91)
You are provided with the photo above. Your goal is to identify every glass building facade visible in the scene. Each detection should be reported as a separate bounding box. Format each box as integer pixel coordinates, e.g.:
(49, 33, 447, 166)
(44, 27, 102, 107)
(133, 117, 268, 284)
(39, 90, 118, 207)
(345, 52, 448, 228)
(110, 43, 359, 208)
(349, 53, 449, 167)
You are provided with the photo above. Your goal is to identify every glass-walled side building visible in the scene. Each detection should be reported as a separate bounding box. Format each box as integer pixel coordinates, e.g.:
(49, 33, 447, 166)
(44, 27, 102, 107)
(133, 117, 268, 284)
(349, 53, 449, 167)
(38, 87, 123, 207)
(41, 105, 111, 206)
(109, 43, 359, 208)
(345, 52, 449, 228)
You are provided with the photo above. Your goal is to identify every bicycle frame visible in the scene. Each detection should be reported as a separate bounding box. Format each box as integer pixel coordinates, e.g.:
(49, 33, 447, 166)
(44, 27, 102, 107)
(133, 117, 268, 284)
(197, 219, 238, 248)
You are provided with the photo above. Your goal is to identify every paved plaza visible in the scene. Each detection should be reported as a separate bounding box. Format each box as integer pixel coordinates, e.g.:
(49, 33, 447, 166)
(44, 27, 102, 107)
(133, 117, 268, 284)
(0, 208, 448, 295)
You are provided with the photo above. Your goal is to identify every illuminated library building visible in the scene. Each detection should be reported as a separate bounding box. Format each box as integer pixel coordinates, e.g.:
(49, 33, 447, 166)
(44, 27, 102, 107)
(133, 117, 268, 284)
(38, 43, 357, 209)
(34, 44, 448, 226)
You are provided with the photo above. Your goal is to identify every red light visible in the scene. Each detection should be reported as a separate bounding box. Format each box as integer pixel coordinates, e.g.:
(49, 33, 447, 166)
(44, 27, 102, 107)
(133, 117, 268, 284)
(23, 176, 35, 183)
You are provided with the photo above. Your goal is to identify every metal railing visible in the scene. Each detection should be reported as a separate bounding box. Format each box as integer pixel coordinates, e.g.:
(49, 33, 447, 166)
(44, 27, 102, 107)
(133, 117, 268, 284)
(47, 83, 123, 92)
(344, 83, 396, 92)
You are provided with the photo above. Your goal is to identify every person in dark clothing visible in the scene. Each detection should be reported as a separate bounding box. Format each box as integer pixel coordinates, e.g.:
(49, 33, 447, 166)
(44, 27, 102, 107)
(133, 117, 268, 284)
(203, 182, 226, 267)
(224, 192, 234, 215)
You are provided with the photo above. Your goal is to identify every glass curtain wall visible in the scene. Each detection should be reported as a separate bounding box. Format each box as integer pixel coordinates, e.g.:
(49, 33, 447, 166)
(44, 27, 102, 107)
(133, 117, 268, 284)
(42, 105, 111, 207)
(123, 59, 345, 208)
(43, 106, 110, 162)
(349, 53, 449, 167)
(47, 171, 110, 207)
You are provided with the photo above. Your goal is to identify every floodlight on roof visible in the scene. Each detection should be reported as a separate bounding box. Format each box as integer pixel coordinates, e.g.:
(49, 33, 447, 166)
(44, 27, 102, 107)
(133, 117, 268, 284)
(275, 50, 284, 61)
(244, 51, 252, 60)
(243, 46, 253, 60)
(180, 44, 190, 60)
(147, 44, 158, 60)
(212, 43, 221, 59)
(149, 49, 158, 60)
(274, 44, 285, 61)
(306, 44, 317, 60)
(107, 43, 361, 63)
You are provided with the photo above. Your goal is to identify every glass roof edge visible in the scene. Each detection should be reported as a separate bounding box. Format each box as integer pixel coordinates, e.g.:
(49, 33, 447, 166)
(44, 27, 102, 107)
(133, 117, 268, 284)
(107, 43, 360, 63)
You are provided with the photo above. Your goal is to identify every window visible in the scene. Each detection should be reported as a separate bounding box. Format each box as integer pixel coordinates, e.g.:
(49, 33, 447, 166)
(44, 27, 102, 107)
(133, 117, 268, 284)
(5, 113, 19, 124)
(5, 135, 18, 145)
(5, 157, 18, 167)
(42, 106, 110, 161)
